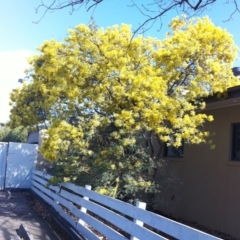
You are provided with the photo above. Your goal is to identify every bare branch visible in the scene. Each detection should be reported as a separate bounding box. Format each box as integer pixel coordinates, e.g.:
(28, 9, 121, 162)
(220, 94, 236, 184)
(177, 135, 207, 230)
(130, 0, 180, 39)
(34, 0, 57, 24)
(34, 0, 103, 23)
(223, 0, 240, 21)
(34, 0, 240, 34)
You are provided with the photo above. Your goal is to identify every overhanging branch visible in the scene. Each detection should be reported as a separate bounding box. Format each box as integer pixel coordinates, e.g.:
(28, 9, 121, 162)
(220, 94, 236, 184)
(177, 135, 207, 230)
(35, 0, 239, 34)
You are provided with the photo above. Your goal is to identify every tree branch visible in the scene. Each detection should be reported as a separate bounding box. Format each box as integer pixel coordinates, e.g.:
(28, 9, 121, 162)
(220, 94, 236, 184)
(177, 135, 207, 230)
(34, 0, 239, 34)
(223, 0, 240, 21)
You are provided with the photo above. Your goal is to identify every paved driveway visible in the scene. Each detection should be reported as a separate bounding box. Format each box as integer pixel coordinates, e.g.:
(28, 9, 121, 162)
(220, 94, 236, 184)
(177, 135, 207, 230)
(0, 191, 60, 240)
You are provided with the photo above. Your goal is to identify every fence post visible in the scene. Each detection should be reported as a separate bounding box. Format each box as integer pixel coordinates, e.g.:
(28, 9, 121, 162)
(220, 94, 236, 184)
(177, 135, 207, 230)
(53, 184, 61, 213)
(131, 201, 147, 240)
(78, 185, 91, 225)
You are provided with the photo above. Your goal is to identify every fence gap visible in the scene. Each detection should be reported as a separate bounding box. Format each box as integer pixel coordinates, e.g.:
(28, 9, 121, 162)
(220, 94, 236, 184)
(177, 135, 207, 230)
(79, 185, 91, 225)
(130, 201, 147, 240)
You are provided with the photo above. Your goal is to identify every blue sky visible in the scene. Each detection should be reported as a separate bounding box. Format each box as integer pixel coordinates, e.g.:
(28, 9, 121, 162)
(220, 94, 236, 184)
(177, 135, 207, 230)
(0, 0, 240, 123)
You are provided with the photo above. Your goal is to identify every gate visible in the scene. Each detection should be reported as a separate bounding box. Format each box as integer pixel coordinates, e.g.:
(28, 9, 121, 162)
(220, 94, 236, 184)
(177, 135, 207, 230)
(0, 142, 8, 190)
(0, 142, 38, 189)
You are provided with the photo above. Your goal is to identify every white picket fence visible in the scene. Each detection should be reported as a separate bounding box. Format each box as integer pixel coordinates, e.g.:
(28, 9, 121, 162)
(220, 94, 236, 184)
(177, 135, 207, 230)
(31, 170, 221, 240)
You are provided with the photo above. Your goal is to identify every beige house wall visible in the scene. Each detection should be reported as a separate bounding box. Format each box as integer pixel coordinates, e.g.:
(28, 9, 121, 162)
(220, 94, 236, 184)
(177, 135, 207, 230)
(156, 104, 240, 239)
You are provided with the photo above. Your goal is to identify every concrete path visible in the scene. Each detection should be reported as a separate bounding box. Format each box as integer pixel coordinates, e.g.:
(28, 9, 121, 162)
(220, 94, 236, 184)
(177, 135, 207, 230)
(0, 191, 60, 240)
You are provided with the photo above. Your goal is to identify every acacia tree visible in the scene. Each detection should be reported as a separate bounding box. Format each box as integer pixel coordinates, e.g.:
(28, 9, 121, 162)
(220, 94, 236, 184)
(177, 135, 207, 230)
(9, 16, 238, 201)
(36, 0, 240, 33)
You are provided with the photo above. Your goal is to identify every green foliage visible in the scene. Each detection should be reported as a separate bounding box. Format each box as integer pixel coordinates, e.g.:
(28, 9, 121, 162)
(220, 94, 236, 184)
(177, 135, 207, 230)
(48, 125, 164, 201)
(0, 125, 28, 142)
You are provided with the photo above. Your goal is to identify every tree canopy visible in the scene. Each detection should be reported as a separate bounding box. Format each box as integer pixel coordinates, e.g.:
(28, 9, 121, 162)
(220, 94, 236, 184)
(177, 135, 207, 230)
(9, 16, 239, 199)
(0, 125, 28, 143)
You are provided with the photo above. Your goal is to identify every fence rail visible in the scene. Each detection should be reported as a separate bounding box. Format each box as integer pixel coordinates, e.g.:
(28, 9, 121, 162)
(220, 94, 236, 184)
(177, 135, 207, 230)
(31, 170, 221, 240)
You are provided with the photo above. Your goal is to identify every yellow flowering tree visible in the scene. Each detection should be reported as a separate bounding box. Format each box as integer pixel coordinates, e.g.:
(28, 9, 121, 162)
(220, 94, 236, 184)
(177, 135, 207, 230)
(9, 17, 238, 201)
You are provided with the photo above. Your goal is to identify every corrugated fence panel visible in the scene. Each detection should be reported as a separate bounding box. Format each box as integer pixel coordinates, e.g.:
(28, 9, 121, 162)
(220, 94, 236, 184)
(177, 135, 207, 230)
(0, 142, 8, 190)
(6, 143, 38, 188)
